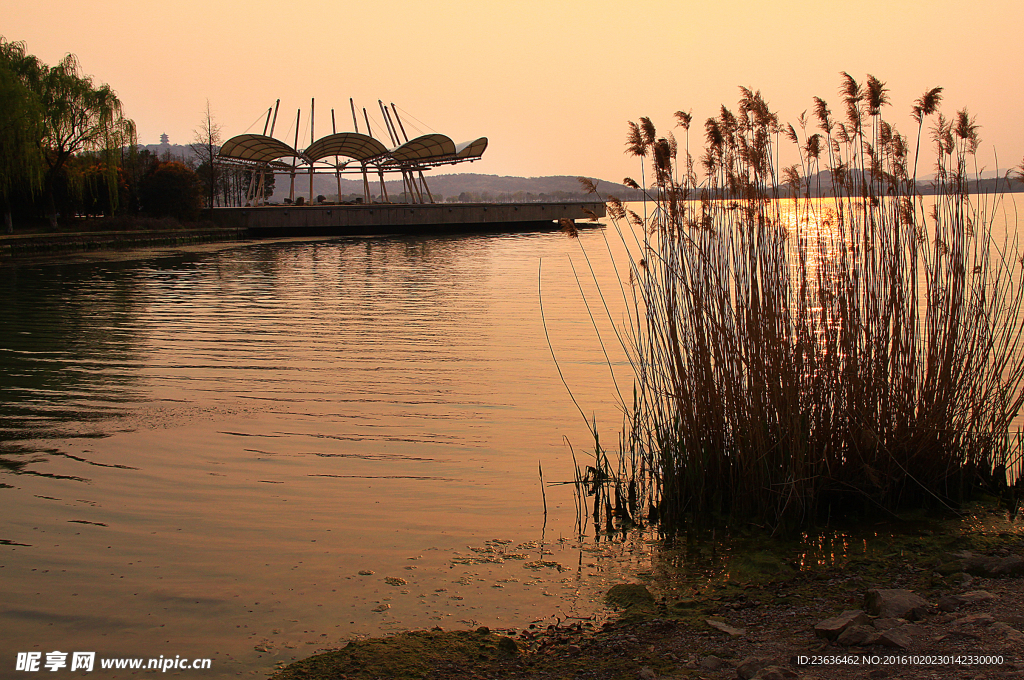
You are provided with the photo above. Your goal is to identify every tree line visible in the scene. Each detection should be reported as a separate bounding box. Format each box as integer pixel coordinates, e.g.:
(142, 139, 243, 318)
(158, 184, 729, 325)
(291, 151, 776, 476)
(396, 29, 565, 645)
(0, 38, 268, 232)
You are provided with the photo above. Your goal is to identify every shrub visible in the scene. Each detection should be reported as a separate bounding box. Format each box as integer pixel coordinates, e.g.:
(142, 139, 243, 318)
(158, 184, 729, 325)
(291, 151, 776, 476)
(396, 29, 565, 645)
(140, 161, 202, 220)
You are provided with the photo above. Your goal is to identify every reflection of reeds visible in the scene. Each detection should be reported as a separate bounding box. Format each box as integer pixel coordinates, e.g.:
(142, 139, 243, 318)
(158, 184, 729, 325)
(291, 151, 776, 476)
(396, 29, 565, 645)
(576, 74, 1024, 535)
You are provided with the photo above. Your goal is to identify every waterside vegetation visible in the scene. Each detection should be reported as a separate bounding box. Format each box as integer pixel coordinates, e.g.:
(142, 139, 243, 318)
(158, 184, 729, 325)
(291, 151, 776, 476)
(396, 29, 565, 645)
(0, 38, 275, 232)
(573, 74, 1024, 536)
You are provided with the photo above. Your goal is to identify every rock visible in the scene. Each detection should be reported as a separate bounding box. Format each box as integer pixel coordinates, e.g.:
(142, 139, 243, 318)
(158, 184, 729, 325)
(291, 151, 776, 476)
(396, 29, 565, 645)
(736, 657, 771, 679)
(497, 636, 519, 655)
(638, 667, 657, 680)
(836, 624, 879, 647)
(875, 628, 912, 649)
(959, 590, 997, 604)
(606, 584, 655, 609)
(706, 619, 746, 636)
(961, 554, 1024, 577)
(872, 618, 901, 631)
(864, 589, 930, 620)
(814, 610, 870, 640)
(937, 590, 997, 612)
(990, 622, 1024, 643)
(954, 613, 995, 626)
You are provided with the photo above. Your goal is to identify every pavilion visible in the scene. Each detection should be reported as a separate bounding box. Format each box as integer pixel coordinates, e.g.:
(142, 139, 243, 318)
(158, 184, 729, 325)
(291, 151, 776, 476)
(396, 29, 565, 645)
(216, 99, 487, 206)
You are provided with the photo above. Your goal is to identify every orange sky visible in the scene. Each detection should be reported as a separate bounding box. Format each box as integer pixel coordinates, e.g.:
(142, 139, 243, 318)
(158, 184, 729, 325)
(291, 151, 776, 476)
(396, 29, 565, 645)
(4, 0, 1023, 183)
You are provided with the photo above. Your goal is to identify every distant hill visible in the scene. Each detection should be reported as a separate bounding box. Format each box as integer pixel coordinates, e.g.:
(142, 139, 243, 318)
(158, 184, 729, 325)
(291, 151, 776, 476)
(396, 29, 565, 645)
(136, 143, 197, 162)
(797, 169, 1024, 197)
(128, 146, 1024, 201)
(129, 145, 641, 202)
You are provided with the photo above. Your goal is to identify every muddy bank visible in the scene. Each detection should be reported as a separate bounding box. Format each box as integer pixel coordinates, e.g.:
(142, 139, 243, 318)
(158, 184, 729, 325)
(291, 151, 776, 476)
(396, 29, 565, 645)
(268, 505, 1024, 679)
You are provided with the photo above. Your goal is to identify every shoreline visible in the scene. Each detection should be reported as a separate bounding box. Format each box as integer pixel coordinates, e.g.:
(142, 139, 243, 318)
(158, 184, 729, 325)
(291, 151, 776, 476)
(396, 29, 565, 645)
(0, 223, 249, 262)
(267, 506, 1024, 679)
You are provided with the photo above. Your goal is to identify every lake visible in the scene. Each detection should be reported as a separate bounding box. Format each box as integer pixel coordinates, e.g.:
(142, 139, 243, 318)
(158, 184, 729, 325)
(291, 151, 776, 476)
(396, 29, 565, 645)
(0, 226, 647, 677)
(4, 191, 1021, 678)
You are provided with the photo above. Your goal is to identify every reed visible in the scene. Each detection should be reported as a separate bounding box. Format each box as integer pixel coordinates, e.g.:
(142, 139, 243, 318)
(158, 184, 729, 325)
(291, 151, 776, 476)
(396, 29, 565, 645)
(575, 74, 1024, 535)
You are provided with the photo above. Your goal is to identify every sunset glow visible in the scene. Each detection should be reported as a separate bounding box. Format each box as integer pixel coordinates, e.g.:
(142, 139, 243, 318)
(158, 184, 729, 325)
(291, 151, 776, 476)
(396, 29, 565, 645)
(5, 0, 1022, 181)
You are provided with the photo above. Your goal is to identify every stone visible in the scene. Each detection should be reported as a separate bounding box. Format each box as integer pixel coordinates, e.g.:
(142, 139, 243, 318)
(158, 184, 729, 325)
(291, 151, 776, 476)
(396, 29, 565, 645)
(606, 584, 655, 609)
(961, 555, 1024, 577)
(937, 595, 961, 612)
(960, 590, 998, 604)
(990, 622, 1024, 643)
(814, 610, 870, 640)
(875, 628, 912, 649)
(736, 657, 771, 680)
(864, 589, 930, 620)
(638, 667, 657, 680)
(836, 624, 879, 647)
(955, 613, 995, 626)
(871, 617, 901, 631)
(937, 590, 997, 612)
(706, 619, 746, 636)
(497, 636, 519, 655)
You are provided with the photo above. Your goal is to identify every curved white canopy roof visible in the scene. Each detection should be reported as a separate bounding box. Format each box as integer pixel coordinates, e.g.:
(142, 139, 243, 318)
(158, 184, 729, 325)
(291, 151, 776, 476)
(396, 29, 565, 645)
(219, 134, 300, 163)
(218, 131, 486, 168)
(455, 137, 488, 159)
(390, 134, 457, 163)
(304, 133, 390, 162)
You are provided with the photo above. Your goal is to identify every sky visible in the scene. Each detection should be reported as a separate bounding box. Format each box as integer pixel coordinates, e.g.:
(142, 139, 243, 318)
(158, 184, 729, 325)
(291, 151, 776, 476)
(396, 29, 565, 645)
(4, 0, 1023, 184)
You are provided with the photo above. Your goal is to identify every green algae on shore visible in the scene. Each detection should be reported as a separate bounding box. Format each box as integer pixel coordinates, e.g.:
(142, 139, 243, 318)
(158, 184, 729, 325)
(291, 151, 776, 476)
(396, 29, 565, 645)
(268, 628, 519, 680)
(269, 503, 1023, 680)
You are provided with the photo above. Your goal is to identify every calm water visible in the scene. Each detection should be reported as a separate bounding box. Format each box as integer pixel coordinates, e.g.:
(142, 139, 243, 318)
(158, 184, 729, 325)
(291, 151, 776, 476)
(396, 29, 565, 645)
(4, 194, 1021, 678)
(0, 228, 647, 678)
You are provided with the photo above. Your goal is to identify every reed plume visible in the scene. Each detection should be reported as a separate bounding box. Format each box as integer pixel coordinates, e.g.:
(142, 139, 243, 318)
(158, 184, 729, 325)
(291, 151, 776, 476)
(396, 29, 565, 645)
(574, 74, 1024, 535)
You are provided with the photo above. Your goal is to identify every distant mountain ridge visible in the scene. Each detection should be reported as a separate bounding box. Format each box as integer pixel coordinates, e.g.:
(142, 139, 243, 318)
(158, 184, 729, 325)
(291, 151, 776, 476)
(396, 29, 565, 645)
(799, 169, 1024, 196)
(132, 144, 639, 201)
(133, 145, 1023, 200)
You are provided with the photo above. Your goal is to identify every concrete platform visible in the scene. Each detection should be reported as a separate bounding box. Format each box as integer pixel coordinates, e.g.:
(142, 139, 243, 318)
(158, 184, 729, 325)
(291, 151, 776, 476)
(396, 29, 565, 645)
(208, 201, 606, 236)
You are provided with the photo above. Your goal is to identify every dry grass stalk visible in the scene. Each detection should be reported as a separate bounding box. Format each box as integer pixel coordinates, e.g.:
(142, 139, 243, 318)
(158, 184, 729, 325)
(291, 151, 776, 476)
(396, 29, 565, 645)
(573, 74, 1024, 535)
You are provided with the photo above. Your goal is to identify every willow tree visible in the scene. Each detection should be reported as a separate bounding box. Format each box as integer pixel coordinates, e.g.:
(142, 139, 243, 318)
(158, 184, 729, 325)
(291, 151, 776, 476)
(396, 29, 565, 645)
(0, 37, 135, 229)
(0, 38, 43, 232)
(36, 52, 135, 227)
